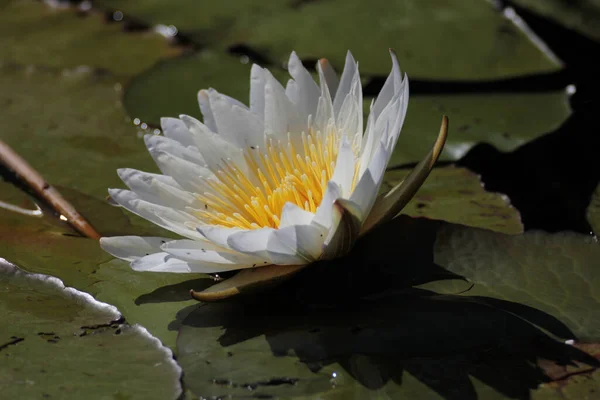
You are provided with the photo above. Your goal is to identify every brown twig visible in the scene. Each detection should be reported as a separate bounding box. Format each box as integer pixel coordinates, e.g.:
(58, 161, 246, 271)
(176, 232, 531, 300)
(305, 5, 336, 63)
(0, 139, 101, 240)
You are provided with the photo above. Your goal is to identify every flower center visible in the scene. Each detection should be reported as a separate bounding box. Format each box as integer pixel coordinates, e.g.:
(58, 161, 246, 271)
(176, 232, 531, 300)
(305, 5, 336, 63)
(195, 129, 358, 230)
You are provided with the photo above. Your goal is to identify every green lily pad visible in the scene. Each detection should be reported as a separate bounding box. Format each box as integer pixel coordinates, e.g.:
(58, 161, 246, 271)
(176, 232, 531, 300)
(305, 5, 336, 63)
(0, 63, 213, 348)
(237, 0, 561, 80)
(93, 0, 292, 48)
(384, 166, 523, 234)
(587, 184, 600, 235)
(0, 260, 182, 399)
(0, 64, 154, 200)
(92, 0, 560, 80)
(0, 0, 179, 77)
(511, 0, 600, 42)
(391, 91, 571, 165)
(433, 223, 600, 340)
(176, 217, 600, 399)
(122, 51, 284, 126)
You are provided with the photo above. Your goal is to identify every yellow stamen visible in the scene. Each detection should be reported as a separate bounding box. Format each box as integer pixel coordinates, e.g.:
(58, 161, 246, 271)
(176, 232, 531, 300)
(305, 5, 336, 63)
(194, 127, 360, 229)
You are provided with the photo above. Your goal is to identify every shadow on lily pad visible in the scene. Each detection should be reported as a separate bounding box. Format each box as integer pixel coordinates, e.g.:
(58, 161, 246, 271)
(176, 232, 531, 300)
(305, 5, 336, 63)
(175, 216, 599, 399)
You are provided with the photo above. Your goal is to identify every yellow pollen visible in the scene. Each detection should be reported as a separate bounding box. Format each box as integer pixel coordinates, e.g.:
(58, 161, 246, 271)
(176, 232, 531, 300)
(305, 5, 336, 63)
(195, 128, 359, 229)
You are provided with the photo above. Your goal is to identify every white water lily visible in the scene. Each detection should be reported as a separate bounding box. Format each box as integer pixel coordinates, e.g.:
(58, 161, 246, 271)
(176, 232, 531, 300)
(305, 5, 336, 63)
(100, 50, 447, 300)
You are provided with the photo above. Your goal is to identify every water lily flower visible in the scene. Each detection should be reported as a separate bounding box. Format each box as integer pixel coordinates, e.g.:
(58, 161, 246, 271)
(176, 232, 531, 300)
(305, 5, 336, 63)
(100, 50, 447, 301)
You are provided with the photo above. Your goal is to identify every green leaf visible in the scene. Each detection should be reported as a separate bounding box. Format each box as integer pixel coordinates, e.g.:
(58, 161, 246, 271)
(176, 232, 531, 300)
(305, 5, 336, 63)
(93, 0, 293, 48)
(176, 217, 600, 399)
(122, 51, 288, 127)
(0, 0, 178, 77)
(0, 63, 211, 349)
(92, 0, 560, 79)
(511, 0, 600, 41)
(0, 260, 182, 399)
(390, 91, 571, 165)
(383, 166, 523, 234)
(433, 223, 600, 340)
(587, 184, 600, 235)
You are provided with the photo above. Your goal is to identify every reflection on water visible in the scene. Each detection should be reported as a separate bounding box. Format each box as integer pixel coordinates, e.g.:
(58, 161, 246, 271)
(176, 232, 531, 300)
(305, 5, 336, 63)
(0, 199, 42, 217)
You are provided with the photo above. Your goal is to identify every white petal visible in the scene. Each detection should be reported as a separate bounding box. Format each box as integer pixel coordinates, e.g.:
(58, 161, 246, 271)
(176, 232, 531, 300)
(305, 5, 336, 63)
(388, 75, 410, 152)
(179, 114, 249, 176)
(351, 141, 389, 217)
(285, 51, 320, 121)
(335, 68, 363, 149)
(371, 50, 402, 122)
(129, 252, 243, 273)
(160, 117, 196, 148)
(100, 236, 171, 262)
(264, 70, 304, 142)
(207, 89, 264, 148)
(360, 52, 408, 173)
(196, 225, 242, 249)
(312, 181, 342, 230)
(250, 64, 266, 118)
(313, 61, 335, 135)
(161, 239, 265, 265)
(151, 151, 212, 193)
(359, 88, 405, 175)
(109, 189, 202, 239)
(318, 58, 339, 99)
(330, 138, 356, 197)
(144, 134, 204, 166)
(131, 252, 193, 272)
(226, 228, 275, 261)
(117, 168, 200, 210)
(333, 51, 358, 116)
(279, 202, 315, 228)
(197, 89, 217, 132)
(269, 224, 325, 263)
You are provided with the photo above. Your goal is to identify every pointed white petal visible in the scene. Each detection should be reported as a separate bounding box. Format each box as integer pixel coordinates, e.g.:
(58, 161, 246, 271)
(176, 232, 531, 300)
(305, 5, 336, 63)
(264, 71, 303, 142)
(196, 225, 242, 249)
(226, 228, 275, 261)
(160, 117, 196, 148)
(359, 87, 406, 175)
(279, 202, 315, 228)
(318, 58, 339, 99)
(330, 138, 357, 197)
(144, 134, 204, 166)
(161, 239, 266, 265)
(109, 189, 202, 239)
(314, 61, 335, 135)
(250, 64, 266, 118)
(333, 51, 358, 116)
(312, 181, 342, 230)
(179, 114, 249, 176)
(336, 69, 363, 148)
(130, 252, 243, 273)
(207, 90, 264, 148)
(285, 51, 320, 121)
(197, 89, 217, 133)
(371, 49, 403, 122)
(150, 151, 212, 193)
(117, 168, 200, 210)
(131, 252, 193, 272)
(269, 224, 325, 263)
(100, 236, 171, 262)
(351, 141, 389, 217)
